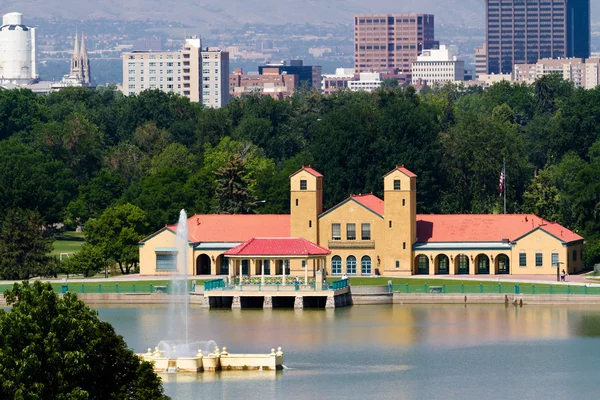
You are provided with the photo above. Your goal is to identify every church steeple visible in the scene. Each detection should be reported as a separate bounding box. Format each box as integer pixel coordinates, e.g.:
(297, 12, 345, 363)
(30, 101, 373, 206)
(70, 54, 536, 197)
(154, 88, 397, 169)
(69, 30, 91, 85)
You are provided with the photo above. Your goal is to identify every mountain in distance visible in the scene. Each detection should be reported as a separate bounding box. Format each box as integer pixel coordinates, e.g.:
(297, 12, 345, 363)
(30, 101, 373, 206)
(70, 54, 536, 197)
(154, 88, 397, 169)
(2, 0, 487, 28)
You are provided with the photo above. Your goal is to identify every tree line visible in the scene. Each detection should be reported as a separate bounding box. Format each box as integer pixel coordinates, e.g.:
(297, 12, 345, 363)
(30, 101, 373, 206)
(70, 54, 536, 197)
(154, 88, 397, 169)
(1, 75, 600, 278)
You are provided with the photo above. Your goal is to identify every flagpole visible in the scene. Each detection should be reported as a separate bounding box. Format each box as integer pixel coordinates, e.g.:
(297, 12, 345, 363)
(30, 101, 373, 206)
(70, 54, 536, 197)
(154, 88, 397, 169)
(503, 159, 506, 214)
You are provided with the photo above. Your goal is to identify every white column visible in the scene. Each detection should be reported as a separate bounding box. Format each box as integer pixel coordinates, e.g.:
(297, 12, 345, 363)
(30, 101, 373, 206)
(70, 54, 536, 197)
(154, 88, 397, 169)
(304, 258, 308, 286)
(282, 259, 286, 286)
(239, 259, 242, 284)
(261, 260, 265, 286)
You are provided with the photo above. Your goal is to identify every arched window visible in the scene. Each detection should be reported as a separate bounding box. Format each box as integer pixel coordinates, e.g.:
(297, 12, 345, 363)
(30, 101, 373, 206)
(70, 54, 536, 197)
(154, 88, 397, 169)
(477, 254, 489, 274)
(361, 256, 372, 275)
(497, 254, 510, 274)
(346, 256, 357, 275)
(417, 255, 429, 275)
(458, 254, 469, 274)
(331, 256, 342, 275)
(437, 255, 449, 275)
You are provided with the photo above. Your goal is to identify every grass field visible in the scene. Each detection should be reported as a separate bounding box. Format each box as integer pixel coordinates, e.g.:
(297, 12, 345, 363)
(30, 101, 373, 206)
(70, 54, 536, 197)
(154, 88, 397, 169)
(52, 231, 85, 256)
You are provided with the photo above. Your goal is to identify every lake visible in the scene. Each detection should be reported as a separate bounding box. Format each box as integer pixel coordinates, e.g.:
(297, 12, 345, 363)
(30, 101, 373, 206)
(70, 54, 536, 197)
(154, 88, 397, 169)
(97, 304, 600, 400)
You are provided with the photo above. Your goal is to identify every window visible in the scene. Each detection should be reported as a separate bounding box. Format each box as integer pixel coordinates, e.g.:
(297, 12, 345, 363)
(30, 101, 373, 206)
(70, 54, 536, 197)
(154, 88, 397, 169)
(361, 224, 371, 240)
(284, 260, 290, 275)
(394, 179, 401, 190)
(221, 257, 229, 275)
(300, 180, 307, 190)
(302, 260, 306, 269)
(262, 260, 270, 275)
(309, 220, 312, 228)
(402, 199, 406, 206)
(332, 256, 342, 275)
(361, 256, 372, 275)
(551, 252, 558, 267)
(346, 256, 357, 275)
(242, 259, 249, 275)
(458, 254, 469, 274)
(156, 252, 177, 270)
(403, 242, 406, 250)
(296, 199, 299, 206)
(519, 251, 527, 267)
(536, 251, 543, 267)
(347, 224, 356, 240)
(389, 221, 392, 228)
(417, 255, 429, 274)
(572, 249, 577, 261)
(332, 224, 341, 240)
(395, 260, 400, 269)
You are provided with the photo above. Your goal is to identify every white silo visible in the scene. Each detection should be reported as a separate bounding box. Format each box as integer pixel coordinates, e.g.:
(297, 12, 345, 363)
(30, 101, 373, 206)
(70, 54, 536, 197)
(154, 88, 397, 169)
(0, 12, 37, 84)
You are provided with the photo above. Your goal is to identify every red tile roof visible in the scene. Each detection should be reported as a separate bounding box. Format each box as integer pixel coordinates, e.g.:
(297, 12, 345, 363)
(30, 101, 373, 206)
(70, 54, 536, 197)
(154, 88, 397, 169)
(384, 165, 417, 178)
(165, 214, 290, 243)
(290, 165, 323, 178)
(224, 237, 331, 257)
(416, 214, 582, 244)
(350, 194, 384, 216)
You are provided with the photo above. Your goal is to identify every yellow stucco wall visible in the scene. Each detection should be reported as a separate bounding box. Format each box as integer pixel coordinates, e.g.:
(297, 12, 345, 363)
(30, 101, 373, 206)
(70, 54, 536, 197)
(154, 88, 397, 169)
(290, 171, 322, 243)
(138, 228, 194, 276)
(318, 199, 384, 276)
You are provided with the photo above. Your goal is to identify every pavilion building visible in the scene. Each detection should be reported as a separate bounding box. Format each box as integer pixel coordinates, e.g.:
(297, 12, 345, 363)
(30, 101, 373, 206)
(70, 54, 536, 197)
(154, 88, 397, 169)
(139, 166, 583, 277)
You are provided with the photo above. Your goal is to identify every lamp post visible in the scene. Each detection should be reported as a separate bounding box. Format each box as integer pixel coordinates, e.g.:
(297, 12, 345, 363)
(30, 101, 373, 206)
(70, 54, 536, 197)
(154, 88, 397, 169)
(556, 261, 564, 282)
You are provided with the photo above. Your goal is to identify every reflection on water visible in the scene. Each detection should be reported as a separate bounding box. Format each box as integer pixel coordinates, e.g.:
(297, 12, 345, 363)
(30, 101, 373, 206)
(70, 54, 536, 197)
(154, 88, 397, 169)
(96, 304, 600, 400)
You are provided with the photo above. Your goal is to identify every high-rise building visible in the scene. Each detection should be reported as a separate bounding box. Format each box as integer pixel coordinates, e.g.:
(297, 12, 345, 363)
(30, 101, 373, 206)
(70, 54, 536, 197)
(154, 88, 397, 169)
(475, 44, 487, 79)
(354, 14, 437, 75)
(122, 36, 230, 108)
(0, 12, 37, 84)
(201, 47, 230, 108)
(485, 0, 590, 74)
(70, 31, 91, 84)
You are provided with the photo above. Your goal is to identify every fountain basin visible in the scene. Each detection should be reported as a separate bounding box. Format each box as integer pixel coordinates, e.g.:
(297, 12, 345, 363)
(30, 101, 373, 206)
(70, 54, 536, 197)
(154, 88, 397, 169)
(138, 346, 284, 373)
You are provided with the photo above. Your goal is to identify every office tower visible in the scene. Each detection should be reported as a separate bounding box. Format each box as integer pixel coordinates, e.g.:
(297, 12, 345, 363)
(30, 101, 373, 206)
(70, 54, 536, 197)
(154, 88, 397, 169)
(354, 14, 437, 74)
(0, 12, 37, 84)
(257, 60, 322, 89)
(122, 36, 230, 108)
(485, 0, 590, 74)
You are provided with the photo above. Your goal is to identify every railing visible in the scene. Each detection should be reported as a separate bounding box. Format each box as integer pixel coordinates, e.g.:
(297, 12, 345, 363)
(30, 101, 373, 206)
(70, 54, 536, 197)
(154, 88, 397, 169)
(389, 283, 600, 295)
(0, 282, 198, 295)
(331, 279, 349, 290)
(204, 279, 225, 291)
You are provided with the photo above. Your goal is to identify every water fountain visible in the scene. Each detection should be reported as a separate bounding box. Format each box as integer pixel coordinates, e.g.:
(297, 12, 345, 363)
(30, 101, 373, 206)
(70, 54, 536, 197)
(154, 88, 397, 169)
(139, 209, 284, 373)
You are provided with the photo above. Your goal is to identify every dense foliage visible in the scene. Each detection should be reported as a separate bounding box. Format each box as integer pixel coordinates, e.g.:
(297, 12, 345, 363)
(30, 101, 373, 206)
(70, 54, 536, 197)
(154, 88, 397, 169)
(0, 281, 169, 399)
(1, 76, 600, 270)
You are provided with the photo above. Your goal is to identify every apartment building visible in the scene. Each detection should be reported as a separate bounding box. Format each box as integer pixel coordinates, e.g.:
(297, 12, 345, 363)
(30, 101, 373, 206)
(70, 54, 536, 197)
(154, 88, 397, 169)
(354, 14, 437, 75)
(485, 0, 590, 74)
(321, 68, 355, 95)
(513, 57, 600, 89)
(122, 36, 230, 108)
(411, 45, 465, 85)
(229, 67, 300, 99)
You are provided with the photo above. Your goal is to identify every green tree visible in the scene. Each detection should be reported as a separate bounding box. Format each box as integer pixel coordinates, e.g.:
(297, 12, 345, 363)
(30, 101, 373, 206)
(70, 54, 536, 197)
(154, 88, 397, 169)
(522, 168, 561, 222)
(60, 245, 107, 277)
(213, 152, 258, 214)
(0, 209, 53, 280)
(0, 281, 169, 399)
(85, 204, 149, 275)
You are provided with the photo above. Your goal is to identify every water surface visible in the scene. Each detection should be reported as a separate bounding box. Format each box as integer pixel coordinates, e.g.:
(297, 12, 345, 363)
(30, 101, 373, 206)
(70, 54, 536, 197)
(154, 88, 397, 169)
(97, 304, 600, 400)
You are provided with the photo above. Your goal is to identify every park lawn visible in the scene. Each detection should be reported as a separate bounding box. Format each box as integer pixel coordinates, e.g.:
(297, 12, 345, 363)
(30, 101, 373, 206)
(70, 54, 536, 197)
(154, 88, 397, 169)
(52, 231, 86, 256)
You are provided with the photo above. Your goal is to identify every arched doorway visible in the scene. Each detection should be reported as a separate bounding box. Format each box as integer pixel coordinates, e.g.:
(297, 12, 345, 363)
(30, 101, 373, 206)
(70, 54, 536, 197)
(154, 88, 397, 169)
(196, 254, 211, 275)
(497, 254, 510, 274)
(415, 254, 429, 275)
(361, 256, 372, 276)
(456, 254, 469, 275)
(477, 254, 490, 274)
(436, 254, 450, 275)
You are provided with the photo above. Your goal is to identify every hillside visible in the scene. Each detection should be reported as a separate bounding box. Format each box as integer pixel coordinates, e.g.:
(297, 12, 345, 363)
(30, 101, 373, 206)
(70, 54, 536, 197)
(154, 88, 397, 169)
(2, 0, 486, 28)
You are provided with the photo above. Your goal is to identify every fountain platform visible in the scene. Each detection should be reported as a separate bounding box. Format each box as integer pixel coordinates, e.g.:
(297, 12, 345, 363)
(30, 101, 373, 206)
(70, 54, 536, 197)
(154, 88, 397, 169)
(138, 346, 284, 373)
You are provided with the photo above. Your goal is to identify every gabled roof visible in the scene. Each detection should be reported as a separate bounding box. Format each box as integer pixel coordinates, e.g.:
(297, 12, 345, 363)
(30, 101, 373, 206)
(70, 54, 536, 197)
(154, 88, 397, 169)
(384, 165, 417, 178)
(416, 214, 582, 244)
(319, 194, 384, 218)
(159, 214, 290, 243)
(224, 237, 331, 257)
(289, 165, 323, 178)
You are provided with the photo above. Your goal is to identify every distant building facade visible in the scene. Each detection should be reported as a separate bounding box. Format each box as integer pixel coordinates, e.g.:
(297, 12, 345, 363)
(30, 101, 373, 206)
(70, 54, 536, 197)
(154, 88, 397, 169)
(321, 68, 355, 95)
(69, 31, 91, 85)
(347, 72, 383, 92)
(411, 45, 465, 85)
(0, 12, 37, 84)
(257, 60, 321, 89)
(475, 44, 487, 79)
(122, 36, 230, 108)
(229, 67, 299, 99)
(354, 14, 437, 75)
(485, 0, 591, 74)
(513, 57, 600, 89)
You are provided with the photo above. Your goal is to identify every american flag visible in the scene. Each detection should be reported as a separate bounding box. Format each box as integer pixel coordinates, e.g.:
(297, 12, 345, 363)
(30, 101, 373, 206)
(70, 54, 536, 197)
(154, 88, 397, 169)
(499, 164, 505, 196)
